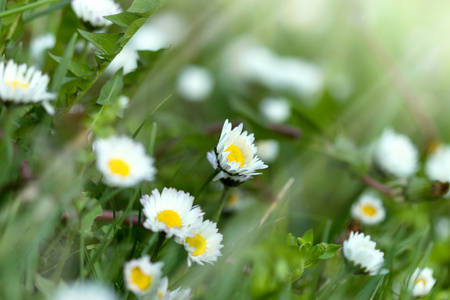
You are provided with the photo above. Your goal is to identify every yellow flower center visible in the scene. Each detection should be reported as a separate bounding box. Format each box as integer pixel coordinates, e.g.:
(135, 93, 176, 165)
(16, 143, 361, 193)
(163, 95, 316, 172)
(108, 159, 130, 177)
(6, 80, 29, 91)
(157, 210, 182, 228)
(361, 204, 377, 217)
(225, 144, 245, 168)
(415, 278, 426, 288)
(186, 233, 207, 256)
(130, 267, 151, 291)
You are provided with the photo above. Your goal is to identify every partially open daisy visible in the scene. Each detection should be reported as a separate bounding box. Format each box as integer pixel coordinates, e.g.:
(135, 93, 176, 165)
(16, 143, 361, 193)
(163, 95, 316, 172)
(343, 231, 386, 276)
(351, 192, 385, 225)
(409, 267, 436, 297)
(0, 60, 56, 114)
(157, 277, 192, 300)
(180, 219, 223, 267)
(141, 188, 204, 239)
(207, 119, 268, 185)
(94, 135, 156, 187)
(71, 0, 122, 29)
(124, 255, 163, 296)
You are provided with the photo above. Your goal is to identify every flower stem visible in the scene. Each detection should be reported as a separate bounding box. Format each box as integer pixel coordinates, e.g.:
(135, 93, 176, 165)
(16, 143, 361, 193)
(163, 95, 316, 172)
(213, 185, 230, 224)
(151, 232, 166, 262)
(196, 168, 220, 197)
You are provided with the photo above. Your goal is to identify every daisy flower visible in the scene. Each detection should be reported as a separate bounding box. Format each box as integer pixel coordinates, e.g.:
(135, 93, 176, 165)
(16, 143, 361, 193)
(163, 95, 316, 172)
(409, 267, 436, 297)
(157, 277, 192, 300)
(141, 188, 204, 239)
(71, 0, 122, 28)
(343, 231, 386, 276)
(374, 128, 418, 178)
(124, 255, 163, 296)
(0, 60, 56, 114)
(180, 220, 223, 267)
(351, 192, 386, 225)
(207, 119, 268, 185)
(94, 135, 156, 187)
(425, 144, 450, 197)
(177, 65, 214, 102)
(50, 282, 118, 300)
(259, 97, 291, 123)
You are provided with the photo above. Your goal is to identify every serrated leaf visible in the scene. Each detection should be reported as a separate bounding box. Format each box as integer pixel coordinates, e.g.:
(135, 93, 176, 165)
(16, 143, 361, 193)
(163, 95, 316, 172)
(50, 32, 77, 93)
(120, 17, 146, 47)
(127, 0, 165, 15)
(302, 229, 314, 244)
(319, 244, 342, 260)
(104, 11, 141, 28)
(78, 30, 122, 55)
(97, 68, 123, 105)
(48, 53, 94, 79)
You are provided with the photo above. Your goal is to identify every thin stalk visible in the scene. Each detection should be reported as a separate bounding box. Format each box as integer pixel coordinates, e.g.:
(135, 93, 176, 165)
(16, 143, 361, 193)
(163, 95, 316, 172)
(80, 224, 85, 281)
(213, 185, 230, 224)
(128, 208, 142, 259)
(151, 232, 166, 262)
(0, 0, 58, 19)
(196, 168, 220, 198)
(0, 0, 29, 56)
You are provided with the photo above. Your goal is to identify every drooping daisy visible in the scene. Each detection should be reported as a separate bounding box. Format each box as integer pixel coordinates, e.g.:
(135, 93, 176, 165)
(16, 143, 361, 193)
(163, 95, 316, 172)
(181, 220, 223, 267)
(141, 188, 204, 239)
(71, 0, 122, 29)
(124, 255, 163, 296)
(409, 267, 436, 297)
(207, 119, 268, 185)
(374, 128, 418, 178)
(50, 282, 118, 300)
(94, 135, 156, 187)
(343, 231, 386, 276)
(425, 144, 450, 197)
(259, 97, 291, 123)
(177, 65, 214, 102)
(157, 277, 192, 300)
(0, 60, 56, 114)
(351, 192, 386, 225)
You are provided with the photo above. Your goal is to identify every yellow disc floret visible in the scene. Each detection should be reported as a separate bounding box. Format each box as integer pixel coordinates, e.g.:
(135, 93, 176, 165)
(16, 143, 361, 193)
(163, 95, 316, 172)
(131, 267, 151, 291)
(6, 80, 29, 91)
(361, 204, 377, 217)
(415, 278, 426, 288)
(108, 159, 130, 177)
(157, 210, 182, 228)
(186, 233, 207, 256)
(224, 144, 245, 168)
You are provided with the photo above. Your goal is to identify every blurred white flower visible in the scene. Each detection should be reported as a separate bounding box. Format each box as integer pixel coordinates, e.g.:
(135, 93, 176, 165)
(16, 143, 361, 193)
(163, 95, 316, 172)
(374, 128, 418, 178)
(71, 0, 122, 28)
(259, 97, 291, 123)
(0, 60, 56, 114)
(435, 217, 450, 240)
(328, 73, 353, 103)
(351, 192, 385, 225)
(50, 282, 117, 300)
(157, 277, 192, 300)
(30, 33, 56, 66)
(124, 255, 163, 296)
(180, 220, 223, 267)
(343, 231, 386, 275)
(425, 145, 450, 197)
(141, 188, 204, 239)
(207, 119, 268, 185)
(177, 65, 214, 102)
(279, 0, 327, 31)
(255, 139, 279, 163)
(94, 135, 156, 187)
(409, 267, 436, 297)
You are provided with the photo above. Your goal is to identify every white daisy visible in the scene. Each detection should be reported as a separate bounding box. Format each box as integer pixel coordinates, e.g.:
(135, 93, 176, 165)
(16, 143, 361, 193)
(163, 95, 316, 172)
(157, 277, 192, 300)
(425, 145, 450, 197)
(351, 192, 386, 225)
(71, 0, 122, 28)
(177, 65, 214, 102)
(124, 255, 163, 296)
(409, 267, 436, 297)
(141, 188, 204, 239)
(94, 135, 156, 187)
(255, 139, 279, 163)
(180, 219, 223, 267)
(374, 128, 418, 178)
(50, 282, 118, 300)
(0, 60, 56, 114)
(343, 231, 385, 275)
(207, 119, 268, 184)
(259, 97, 291, 123)
(30, 33, 56, 66)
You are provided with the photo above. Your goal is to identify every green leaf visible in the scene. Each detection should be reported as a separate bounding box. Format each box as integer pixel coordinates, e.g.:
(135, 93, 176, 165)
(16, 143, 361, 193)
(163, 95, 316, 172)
(48, 53, 94, 79)
(97, 68, 123, 105)
(81, 200, 102, 235)
(78, 30, 122, 55)
(50, 32, 77, 93)
(302, 229, 314, 244)
(35, 275, 58, 297)
(103, 11, 141, 28)
(319, 244, 341, 260)
(127, 0, 165, 15)
(120, 17, 146, 47)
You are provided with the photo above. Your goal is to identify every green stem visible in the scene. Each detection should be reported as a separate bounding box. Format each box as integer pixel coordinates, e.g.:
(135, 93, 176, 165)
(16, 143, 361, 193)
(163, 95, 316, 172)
(80, 223, 85, 281)
(0, 0, 58, 19)
(213, 185, 230, 224)
(151, 232, 166, 262)
(128, 208, 142, 260)
(196, 168, 221, 197)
